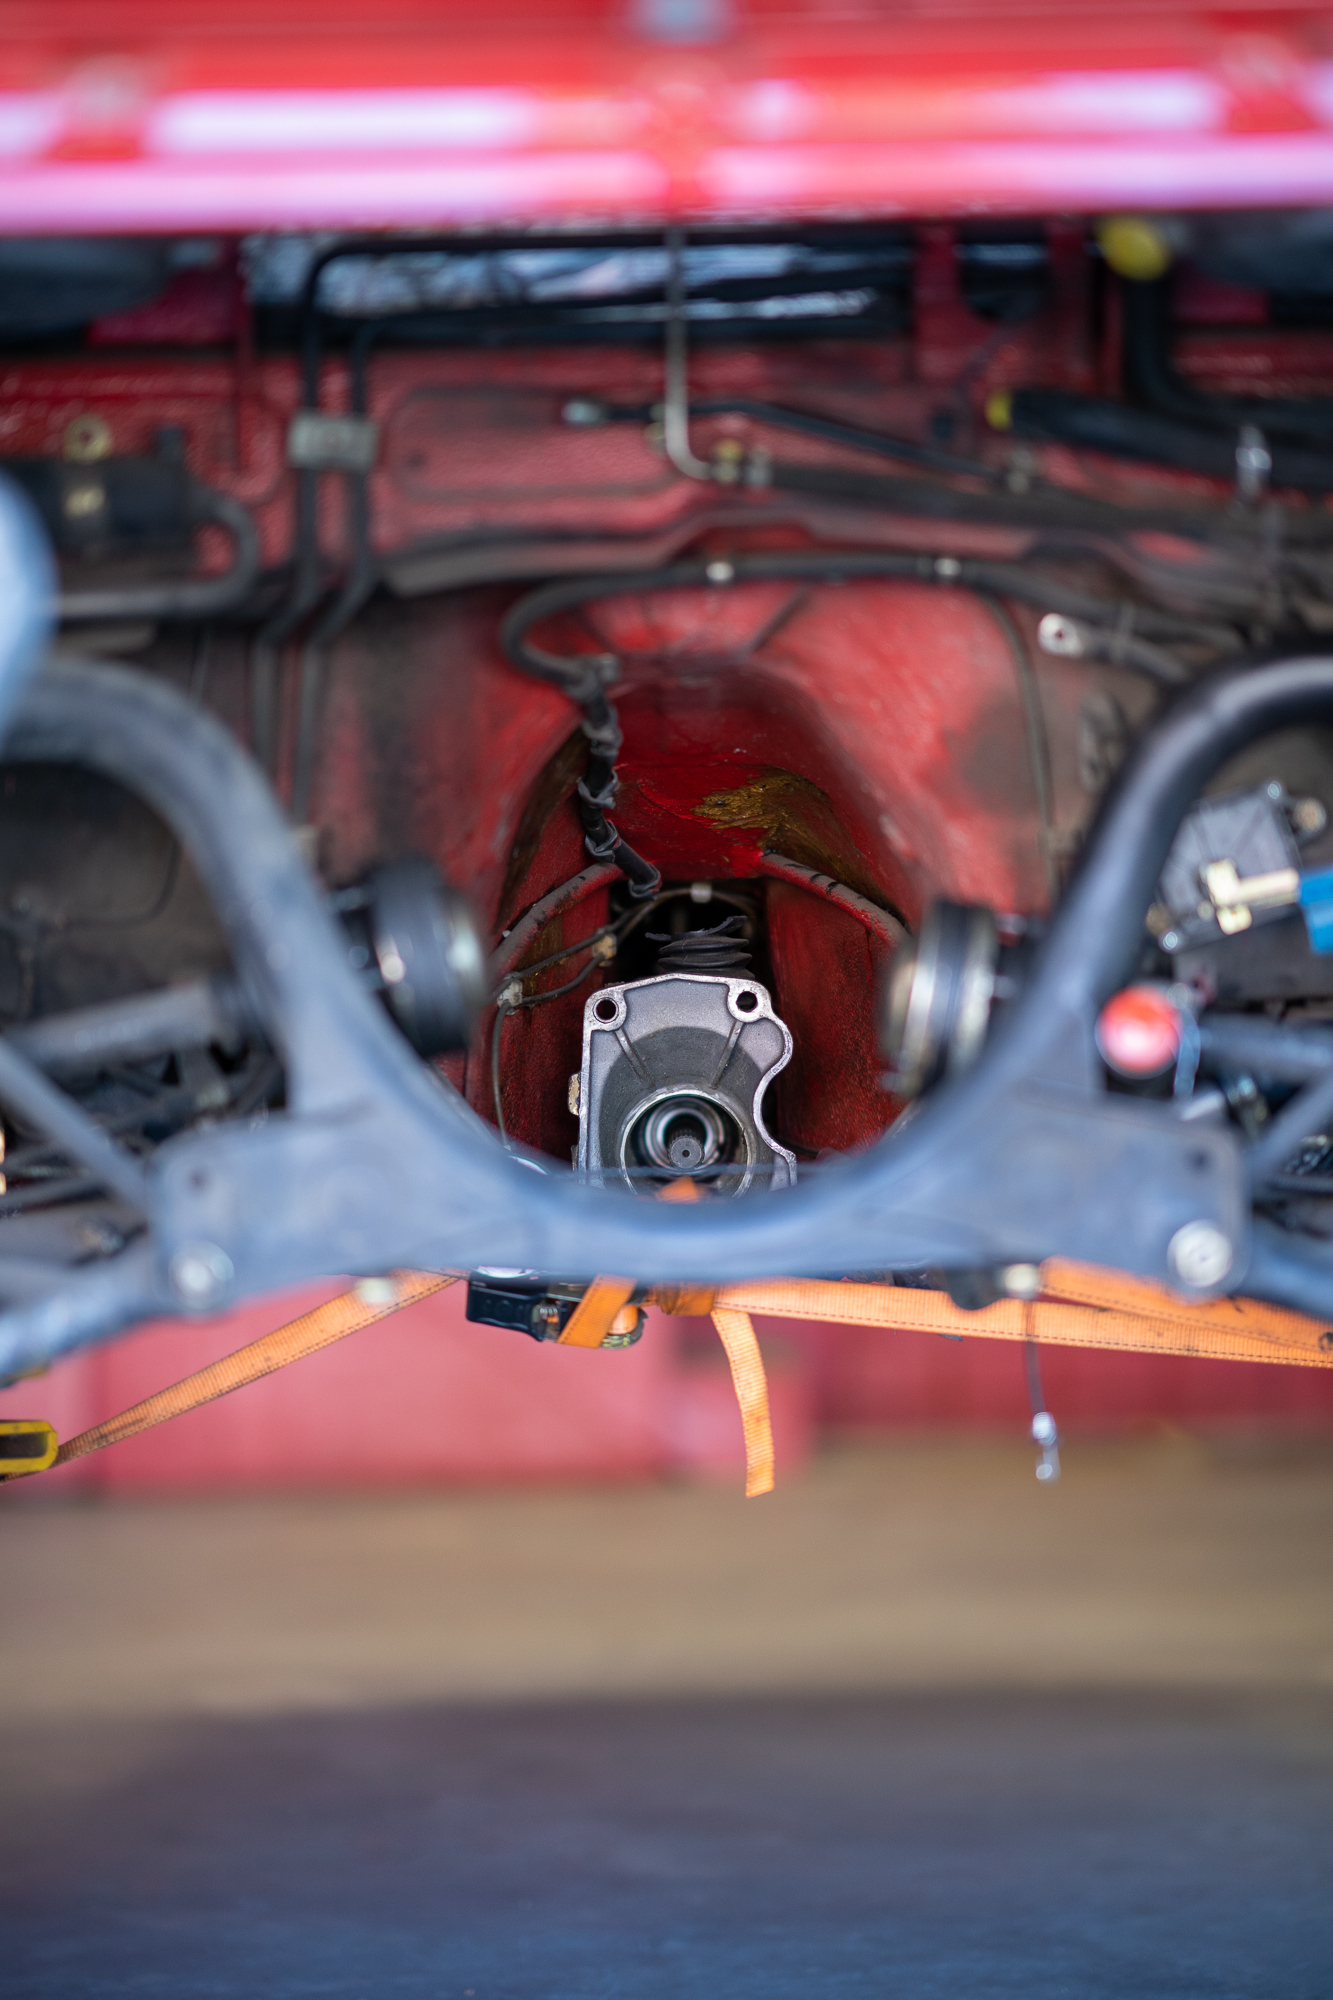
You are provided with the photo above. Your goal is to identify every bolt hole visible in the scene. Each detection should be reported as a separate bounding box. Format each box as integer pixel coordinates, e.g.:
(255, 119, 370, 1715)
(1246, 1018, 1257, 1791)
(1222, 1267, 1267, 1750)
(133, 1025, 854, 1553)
(735, 990, 759, 1013)
(1188, 1149, 1210, 1172)
(189, 1170, 208, 1191)
(594, 996, 618, 1022)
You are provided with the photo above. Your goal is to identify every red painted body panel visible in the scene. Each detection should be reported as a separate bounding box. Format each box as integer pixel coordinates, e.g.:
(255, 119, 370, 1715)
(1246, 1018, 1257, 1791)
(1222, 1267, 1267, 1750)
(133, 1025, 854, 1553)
(5, 4, 1333, 229)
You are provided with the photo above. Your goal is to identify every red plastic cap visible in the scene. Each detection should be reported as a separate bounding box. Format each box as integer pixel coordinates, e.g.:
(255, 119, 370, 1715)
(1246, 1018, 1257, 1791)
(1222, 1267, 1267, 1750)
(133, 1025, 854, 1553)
(1095, 985, 1182, 1078)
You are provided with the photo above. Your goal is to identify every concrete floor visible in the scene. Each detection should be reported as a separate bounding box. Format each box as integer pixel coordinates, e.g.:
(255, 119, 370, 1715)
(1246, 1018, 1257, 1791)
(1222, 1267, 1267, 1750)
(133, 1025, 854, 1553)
(2, 1436, 1333, 1995)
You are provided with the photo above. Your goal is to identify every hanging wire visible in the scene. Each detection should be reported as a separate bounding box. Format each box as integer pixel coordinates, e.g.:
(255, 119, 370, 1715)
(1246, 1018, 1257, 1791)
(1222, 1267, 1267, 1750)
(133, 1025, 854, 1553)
(1023, 1304, 1061, 1484)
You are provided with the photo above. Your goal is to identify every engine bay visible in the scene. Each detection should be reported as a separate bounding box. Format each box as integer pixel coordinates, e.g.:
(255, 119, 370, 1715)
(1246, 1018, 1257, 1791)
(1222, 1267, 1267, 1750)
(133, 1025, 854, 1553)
(8, 209, 1333, 1372)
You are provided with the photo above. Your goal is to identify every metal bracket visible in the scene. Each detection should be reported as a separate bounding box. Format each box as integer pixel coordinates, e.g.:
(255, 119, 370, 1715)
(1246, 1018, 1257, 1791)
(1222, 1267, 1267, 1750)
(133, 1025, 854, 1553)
(287, 412, 381, 474)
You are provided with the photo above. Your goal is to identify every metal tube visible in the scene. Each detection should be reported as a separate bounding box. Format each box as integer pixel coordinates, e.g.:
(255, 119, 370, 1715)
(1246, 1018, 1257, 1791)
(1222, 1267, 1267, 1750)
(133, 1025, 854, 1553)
(0, 1039, 148, 1211)
(1200, 1015, 1333, 1083)
(8, 977, 252, 1078)
(0, 473, 54, 744)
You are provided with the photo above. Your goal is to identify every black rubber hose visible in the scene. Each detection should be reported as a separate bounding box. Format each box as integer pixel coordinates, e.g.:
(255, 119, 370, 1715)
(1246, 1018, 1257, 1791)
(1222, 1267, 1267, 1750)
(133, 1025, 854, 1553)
(501, 545, 1239, 900)
(758, 454, 1298, 543)
(569, 689, 660, 900)
(501, 550, 1239, 689)
(1123, 278, 1333, 448)
(57, 484, 261, 624)
(1004, 386, 1333, 495)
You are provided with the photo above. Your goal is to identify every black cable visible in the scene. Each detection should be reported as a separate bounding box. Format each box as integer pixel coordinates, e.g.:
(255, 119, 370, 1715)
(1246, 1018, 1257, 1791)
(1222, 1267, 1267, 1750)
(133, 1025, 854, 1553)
(487, 882, 757, 1004)
(491, 999, 510, 1144)
(491, 933, 621, 1141)
(487, 887, 749, 1134)
(489, 924, 617, 1002)
(493, 553, 663, 899)
(508, 956, 607, 1011)
(571, 686, 661, 900)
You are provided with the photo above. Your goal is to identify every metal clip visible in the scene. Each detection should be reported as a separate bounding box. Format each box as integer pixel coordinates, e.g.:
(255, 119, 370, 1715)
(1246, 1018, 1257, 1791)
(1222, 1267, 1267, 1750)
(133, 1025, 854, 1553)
(1031, 1408, 1061, 1483)
(1024, 1332, 1060, 1483)
(287, 412, 381, 474)
(1199, 857, 1300, 936)
(1037, 611, 1088, 658)
(1235, 424, 1272, 506)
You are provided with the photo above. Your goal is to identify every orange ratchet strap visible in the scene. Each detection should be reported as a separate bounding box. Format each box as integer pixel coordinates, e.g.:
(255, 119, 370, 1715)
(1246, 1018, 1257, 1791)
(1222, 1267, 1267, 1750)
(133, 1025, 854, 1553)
(655, 1173, 776, 1497)
(12, 1256, 1326, 1493)
(707, 1263, 1333, 1370)
(710, 1306, 776, 1497)
(19, 1270, 457, 1476)
(556, 1276, 639, 1348)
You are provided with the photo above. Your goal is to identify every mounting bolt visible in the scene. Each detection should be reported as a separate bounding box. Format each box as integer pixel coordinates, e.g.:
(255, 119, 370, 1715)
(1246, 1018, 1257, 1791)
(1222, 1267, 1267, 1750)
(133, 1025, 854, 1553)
(561, 397, 607, 428)
(63, 413, 113, 463)
(1168, 1221, 1233, 1291)
(999, 1262, 1042, 1300)
(168, 1242, 234, 1307)
(353, 1276, 398, 1307)
(1037, 612, 1087, 659)
(1293, 795, 1328, 838)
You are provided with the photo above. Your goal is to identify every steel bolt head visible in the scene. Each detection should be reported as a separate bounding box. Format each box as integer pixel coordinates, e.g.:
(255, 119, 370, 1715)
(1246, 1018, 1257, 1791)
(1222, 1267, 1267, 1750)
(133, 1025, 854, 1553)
(353, 1276, 398, 1307)
(1038, 611, 1083, 657)
(561, 397, 606, 428)
(168, 1241, 234, 1306)
(1000, 1262, 1043, 1301)
(1167, 1220, 1233, 1291)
